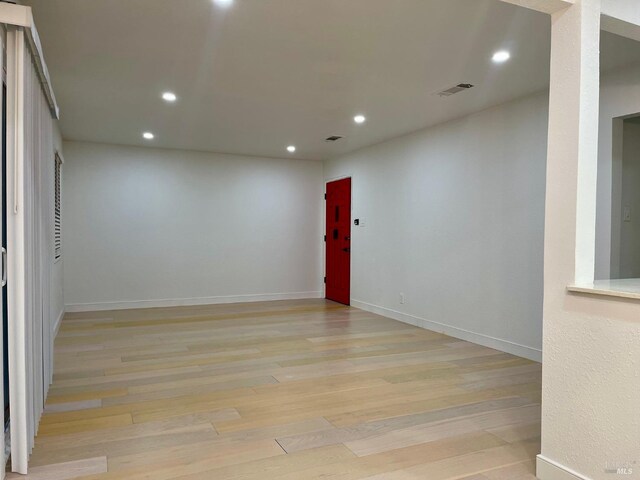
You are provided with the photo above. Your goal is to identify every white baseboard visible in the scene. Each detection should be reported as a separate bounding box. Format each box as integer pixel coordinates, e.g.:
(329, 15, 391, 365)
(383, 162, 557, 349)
(537, 455, 591, 480)
(350, 299, 542, 362)
(54, 309, 64, 336)
(65, 291, 323, 313)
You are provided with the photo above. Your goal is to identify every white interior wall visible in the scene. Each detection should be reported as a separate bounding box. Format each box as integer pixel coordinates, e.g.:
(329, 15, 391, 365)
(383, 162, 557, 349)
(537, 3, 640, 478)
(324, 91, 549, 361)
(62, 141, 323, 311)
(618, 121, 640, 278)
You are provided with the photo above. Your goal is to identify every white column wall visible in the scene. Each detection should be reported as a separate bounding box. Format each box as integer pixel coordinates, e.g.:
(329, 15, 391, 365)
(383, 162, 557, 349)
(538, 0, 640, 479)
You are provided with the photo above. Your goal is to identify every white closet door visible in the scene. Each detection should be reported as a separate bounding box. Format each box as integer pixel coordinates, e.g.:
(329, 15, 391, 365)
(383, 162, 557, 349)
(5, 24, 56, 474)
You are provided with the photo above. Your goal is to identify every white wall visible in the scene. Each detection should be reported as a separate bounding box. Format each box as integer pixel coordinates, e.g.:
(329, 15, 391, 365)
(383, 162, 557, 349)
(62, 142, 323, 311)
(537, 4, 640, 479)
(324, 92, 549, 361)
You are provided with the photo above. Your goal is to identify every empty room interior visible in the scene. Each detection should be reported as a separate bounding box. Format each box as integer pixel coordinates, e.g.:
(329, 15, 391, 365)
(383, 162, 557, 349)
(0, 0, 638, 479)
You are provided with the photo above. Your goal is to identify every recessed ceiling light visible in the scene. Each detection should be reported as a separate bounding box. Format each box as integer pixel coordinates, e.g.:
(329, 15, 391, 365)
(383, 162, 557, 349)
(213, 0, 233, 7)
(287, 145, 296, 153)
(162, 92, 177, 102)
(143, 132, 155, 140)
(492, 50, 511, 63)
(354, 115, 366, 124)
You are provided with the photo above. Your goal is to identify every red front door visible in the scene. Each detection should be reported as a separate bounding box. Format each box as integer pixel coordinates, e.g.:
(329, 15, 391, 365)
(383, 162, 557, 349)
(325, 178, 351, 305)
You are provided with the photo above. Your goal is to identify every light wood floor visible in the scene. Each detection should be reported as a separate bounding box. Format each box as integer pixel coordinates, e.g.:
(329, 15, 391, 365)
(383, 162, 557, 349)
(10, 299, 542, 479)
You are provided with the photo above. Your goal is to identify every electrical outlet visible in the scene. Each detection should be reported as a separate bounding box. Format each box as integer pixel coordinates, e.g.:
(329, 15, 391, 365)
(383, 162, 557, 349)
(400, 293, 405, 304)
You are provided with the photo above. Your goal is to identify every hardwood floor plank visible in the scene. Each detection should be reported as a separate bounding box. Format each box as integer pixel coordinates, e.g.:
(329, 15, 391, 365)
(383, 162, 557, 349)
(74, 441, 285, 480)
(106, 439, 285, 478)
(277, 397, 533, 453)
(465, 460, 538, 479)
(218, 417, 335, 443)
(38, 414, 134, 437)
(359, 439, 540, 480)
(46, 388, 128, 404)
(344, 405, 540, 457)
(32, 411, 235, 452)
(44, 399, 102, 413)
(485, 422, 542, 443)
(30, 426, 217, 468)
(102, 375, 278, 406)
(325, 389, 533, 428)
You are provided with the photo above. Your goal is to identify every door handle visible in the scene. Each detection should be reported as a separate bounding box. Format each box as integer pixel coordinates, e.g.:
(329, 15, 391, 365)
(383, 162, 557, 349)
(1, 247, 7, 287)
(342, 247, 350, 253)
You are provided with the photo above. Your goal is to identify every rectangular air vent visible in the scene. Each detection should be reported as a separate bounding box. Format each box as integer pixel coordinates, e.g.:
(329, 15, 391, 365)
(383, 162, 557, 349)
(325, 135, 344, 142)
(434, 83, 474, 97)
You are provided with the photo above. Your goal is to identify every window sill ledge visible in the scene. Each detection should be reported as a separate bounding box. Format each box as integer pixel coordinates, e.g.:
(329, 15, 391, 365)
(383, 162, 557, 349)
(567, 279, 640, 300)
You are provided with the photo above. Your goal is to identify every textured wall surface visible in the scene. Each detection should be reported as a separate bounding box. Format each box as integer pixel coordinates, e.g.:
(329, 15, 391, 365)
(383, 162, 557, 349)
(540, 1, 640, 479)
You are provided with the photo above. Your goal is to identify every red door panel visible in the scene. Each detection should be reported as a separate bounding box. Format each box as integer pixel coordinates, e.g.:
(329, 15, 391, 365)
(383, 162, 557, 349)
(325, 178, 351, 305)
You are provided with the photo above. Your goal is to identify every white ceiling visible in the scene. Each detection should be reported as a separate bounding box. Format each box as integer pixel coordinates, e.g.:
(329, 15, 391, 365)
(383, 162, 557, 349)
(24, 0, 640, 161)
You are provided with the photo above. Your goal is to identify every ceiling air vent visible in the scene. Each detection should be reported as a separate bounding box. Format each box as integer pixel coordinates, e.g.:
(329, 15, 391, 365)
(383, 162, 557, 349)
(434, 83, 474, 98)
(325, 135, 344, 142)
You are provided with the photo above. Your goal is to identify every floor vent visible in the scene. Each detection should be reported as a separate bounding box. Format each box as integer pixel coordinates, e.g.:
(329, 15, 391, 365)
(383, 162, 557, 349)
(434, 83, 474, 97)
(325, 135, 344, 142)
